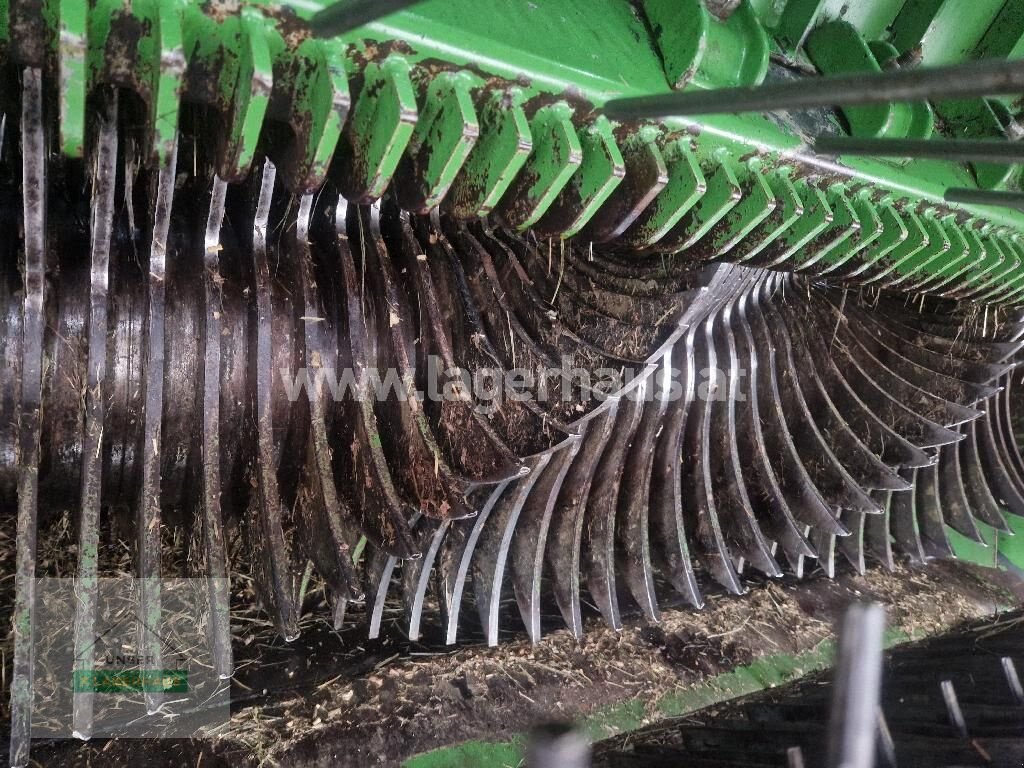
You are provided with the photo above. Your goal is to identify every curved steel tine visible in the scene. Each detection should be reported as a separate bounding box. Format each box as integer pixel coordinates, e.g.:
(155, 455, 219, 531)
(993, 379, 1024, 492)
(510, 439, 579, 643)
(914, 461, 954, 559)
(759, 285, 883, 514)
(356, 203, 476, 518)
(72, 91, 119, 740)
(745, 277, 848, 534)
(810, 525, 837, 578)
(790, 295, 933, 467)
(335, 199, 419, 559)
(776, 300, 911, 492)
(586, 387, 649, 631)
(864, 491, 895, 571)
(732, 282, 816, 566)
(438, 482, 512, 645)
(959, 420, 1011, 532)
(891, 468, 927, 564)
(711, 289, 781, 575)
(649, 329, 704, 608)
(682, 304, 745, 594)
(10, 67, 47, 768)
(249, 160, 300, 640)
(369, 512, 421, 640)
(402, 516, 450, 642)
(473, 452, 552, 646)
(937, 439, 986, 542)
(294, 192, 364, 605)
(548, 407, 619, 638)
(836, 511, 866, 575)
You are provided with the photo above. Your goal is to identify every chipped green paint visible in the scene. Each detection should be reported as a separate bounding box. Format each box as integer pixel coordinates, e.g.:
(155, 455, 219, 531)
(737, 172, 804, 261)
(713, 162, 776, 255)
(769, 181, 833, 267)
(680, 153, 742, 249)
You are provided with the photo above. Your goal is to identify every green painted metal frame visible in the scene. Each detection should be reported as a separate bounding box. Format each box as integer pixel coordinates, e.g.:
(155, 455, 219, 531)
(3, 1, 1024, 292)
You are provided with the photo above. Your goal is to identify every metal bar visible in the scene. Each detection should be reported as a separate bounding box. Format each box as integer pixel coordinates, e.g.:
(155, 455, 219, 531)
(310, 0, 427, 37)
(827, 603, 886, 768)
(814, 136, 1024, 164)
(945, 187, 1024, 210)
(603, 58, 1024, 119)
(9, 67, 48, 768)
(72, 92, 119, 742)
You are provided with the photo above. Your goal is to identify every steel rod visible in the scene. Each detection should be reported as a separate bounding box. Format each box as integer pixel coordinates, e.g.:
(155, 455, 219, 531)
(814, 135, 1024, 164)
(945, 187, 1024, 210)
(603, 58, 1024, 119)
(310, 0, 427, 37)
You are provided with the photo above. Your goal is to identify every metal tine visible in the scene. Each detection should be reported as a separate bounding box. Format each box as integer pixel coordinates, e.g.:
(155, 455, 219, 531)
(196, 171, 235, 679)
(827, 603, 885, 768)
(793, 296, 935, 468)
(809, 525, 836, 578)
(438, 481, 512, 645)
(549, 407, 619, 638)
(824, 296, 1001, 405)
(786, 746, 806, 768)
(358, 203, 476, 518)
(408, 215, 529, 480)
(603, 57, 1024, 119)
(937, 440, 986, 542)
(865, 491, 896, 571)
(915, 461, 955, 559)
(803, 307, 964, 449)
(401, 516, 450, 642)
(434, 217, 572, 435)
(334, 198, 419, 559)
(891, 467, 928, 564)
(941, 680, 970, 740)
(838, 298, 1014, 386)
(775, 299, 911, 492)
(137, 137, 180, 695)
(72, 92, 119, 740)
(617, 349, 686, 621)
(945, 187, 1024, 211)
(454, 223, 558, 367)
(368, 512, 421, 640)
(1001, 658, 1024, 705)
(958, 419, 1012, 532)
(836, 511, 866, 575)
(510, 439, 580, 643)
(975, 405, 1024, 517)
(293, 192, 364, 606)
(708, 289, 782, 575)
(9, 67, 46, 768)
(810, 302, 984, 428)
(995, 381, 1024, 484)
(732, 284, 817, 566)
(310, 0, 427, 37)
(250, 160, 300, 640)
(473, 452, 552, 646)
(760, 283, 884, 514)
(398, 222, 525, 486)
(814, 135, 1024, 164)
(682, 302, 745, 594)
(743, 278, 848, 536)
(648, 329, 704, 609)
